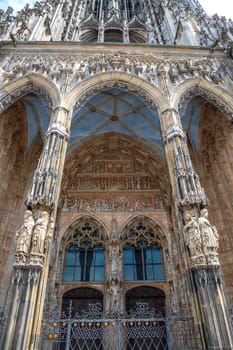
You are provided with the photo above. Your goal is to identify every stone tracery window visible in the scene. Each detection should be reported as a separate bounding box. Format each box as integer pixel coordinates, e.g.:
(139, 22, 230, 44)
(123, 221, 164, 282)
(63, 221, 105, 283)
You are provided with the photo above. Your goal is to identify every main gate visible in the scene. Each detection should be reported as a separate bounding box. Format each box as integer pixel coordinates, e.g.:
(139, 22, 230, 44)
(40, 303, 200, 350)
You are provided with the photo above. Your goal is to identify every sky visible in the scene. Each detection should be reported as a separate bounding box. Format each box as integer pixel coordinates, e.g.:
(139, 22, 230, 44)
(0, 0, 232, 18)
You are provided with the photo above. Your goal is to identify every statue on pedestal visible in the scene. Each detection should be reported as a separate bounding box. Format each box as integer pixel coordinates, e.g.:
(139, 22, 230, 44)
(199, 208, 219, 254)
(15, 209, 35, 254)
(184, 212, 203, 257)
(31, 211, 50, 255)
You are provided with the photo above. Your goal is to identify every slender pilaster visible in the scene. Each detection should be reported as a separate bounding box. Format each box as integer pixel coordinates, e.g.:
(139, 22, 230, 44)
(2, 106, 71, 350)
(161, 108, 233, 349)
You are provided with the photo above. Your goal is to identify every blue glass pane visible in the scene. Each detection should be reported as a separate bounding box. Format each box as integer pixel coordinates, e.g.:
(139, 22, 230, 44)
(145, 264, 154, 280)
(95, 267, 104, 281)
(89, 267, 95, 281)
(65, 251, 76, 265)
(144, 249, 152, 263)
(85, 251, 94, 267)
(124, 249, 134, 263)
(152, 248, 162, 263)
(64, 267, 74, 282)
(74, 267, 81, 281)
(95, 250, 104, 265)
(155, 266, 164, 281)
(124, 265, 135, 281)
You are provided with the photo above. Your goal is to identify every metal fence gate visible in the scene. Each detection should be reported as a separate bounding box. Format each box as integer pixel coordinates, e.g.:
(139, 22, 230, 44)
(39, 303, 201, 350)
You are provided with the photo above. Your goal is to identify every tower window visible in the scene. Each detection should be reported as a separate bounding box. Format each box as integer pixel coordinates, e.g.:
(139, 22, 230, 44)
(63, 221, 105, 283)
(124, 246, 164, 281)
(64, 245, 104, 282)
(123, 220, 164, 282)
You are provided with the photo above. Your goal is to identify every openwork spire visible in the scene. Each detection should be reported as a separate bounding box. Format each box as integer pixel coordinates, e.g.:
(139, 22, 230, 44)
(0, 0, 232, 47)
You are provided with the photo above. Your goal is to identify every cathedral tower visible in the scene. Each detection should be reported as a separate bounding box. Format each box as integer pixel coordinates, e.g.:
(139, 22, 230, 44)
(0, 1, 233, 349)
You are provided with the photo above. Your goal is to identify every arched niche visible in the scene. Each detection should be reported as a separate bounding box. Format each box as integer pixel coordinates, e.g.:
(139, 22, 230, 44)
(180, 92, 233, 302)
(62, 287, 103, 315)
(60, 216, 107, 285)
(0, 91, 49, 304)
(126, 286, 166, 316)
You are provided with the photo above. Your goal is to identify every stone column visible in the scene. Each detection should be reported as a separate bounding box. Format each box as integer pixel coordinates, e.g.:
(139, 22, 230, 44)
(161, 108, 233, 349)
(2, 106, 71, 350)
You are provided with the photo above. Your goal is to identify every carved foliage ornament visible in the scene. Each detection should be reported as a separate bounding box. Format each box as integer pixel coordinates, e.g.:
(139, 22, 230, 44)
(0, 52, 225, 98)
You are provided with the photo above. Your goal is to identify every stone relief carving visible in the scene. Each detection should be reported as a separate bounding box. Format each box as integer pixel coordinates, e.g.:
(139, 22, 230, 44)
(61, 192, 167, 212)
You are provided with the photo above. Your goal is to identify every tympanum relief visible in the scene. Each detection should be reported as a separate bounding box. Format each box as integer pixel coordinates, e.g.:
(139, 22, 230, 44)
(61, 145, 169, 213)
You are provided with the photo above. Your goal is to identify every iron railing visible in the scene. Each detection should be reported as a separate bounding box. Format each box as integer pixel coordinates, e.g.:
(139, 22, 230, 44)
(39, 303, 201, 350)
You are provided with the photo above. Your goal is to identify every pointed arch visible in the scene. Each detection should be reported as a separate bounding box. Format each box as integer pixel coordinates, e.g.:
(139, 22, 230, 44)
(61, 214, 108, 243)
(120, 214, 167, 243)
(0, 73, 61, 113)
(64, 72, 170, 115)
(172, 78, 233, 118)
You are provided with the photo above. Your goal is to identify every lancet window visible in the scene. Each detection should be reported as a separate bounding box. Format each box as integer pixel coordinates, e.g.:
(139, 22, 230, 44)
(63, 221, 105, 283)
(123, 221, 164, 282)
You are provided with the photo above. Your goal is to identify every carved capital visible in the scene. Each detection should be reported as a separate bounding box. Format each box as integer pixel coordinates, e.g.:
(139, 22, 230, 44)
(163, 124, 186, 143)
(47, 122, 70, 140)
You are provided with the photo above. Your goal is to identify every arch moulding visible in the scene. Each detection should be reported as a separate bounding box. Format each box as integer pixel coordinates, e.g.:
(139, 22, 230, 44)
(172, 78, 233, 118)
(64, 72, 170, 115)
(120, 214, 168, 245)
(59, 214, 109, 246)
(0, 73, 61, 113)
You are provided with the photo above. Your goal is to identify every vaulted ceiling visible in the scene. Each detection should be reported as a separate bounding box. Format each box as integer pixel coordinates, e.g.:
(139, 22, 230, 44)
(69, 88, 164, 159)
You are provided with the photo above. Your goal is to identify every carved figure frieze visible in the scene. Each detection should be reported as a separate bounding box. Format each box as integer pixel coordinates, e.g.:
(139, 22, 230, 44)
(67, 175, 155, 191)
(61, 192, 167, 212)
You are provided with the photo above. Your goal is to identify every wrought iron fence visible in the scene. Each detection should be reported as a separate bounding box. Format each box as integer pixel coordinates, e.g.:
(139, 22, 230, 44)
(40, 303, 201, 350)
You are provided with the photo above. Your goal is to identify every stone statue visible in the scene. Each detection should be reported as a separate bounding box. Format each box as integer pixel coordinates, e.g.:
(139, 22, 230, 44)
(199, 208, 219, 255)
(44, 217, 54, 252)
(31, 211, 50, 255)
(109, 279, 120, 314)
(184, 212, 203, 258)
(15, 210, 35, 254)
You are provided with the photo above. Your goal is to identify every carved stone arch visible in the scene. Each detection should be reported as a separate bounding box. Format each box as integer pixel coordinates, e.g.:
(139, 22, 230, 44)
(64, 72, 170, 115)
(0, 73, 61, 114)
(62, 287, 104, 315)
(62, 215, 108, 249)
(120, 215, 167, 246)
(172, 78, 233, 119)
(59, 216, 107, 285)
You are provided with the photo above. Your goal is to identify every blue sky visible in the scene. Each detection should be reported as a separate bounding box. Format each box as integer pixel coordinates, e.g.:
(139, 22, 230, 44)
(0, 0, 232, 18)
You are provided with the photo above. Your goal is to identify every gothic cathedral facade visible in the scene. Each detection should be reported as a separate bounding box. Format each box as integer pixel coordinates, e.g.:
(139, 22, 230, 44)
(0, 1, 233, 349)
